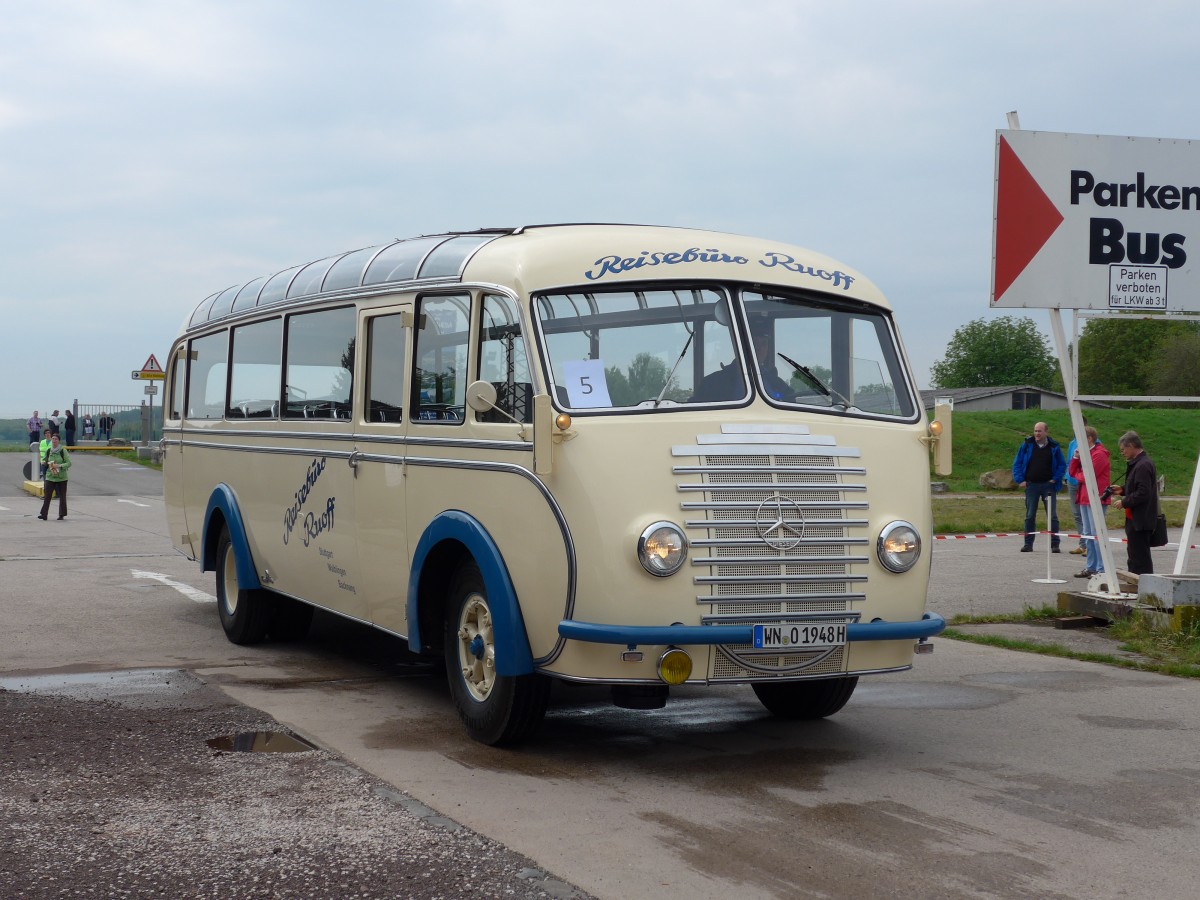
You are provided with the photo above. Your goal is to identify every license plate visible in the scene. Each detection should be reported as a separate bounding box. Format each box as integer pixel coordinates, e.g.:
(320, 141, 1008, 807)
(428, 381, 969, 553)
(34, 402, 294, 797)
(752, 622, 847, 650)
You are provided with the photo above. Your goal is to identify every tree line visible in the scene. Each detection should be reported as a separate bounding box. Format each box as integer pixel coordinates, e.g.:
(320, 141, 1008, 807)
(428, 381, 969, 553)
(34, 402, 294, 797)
(931, 314, 1200, 398)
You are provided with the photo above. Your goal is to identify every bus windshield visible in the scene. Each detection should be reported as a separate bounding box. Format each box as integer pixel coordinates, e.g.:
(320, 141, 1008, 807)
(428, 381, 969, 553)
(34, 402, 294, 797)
(535, 285, 915, 418)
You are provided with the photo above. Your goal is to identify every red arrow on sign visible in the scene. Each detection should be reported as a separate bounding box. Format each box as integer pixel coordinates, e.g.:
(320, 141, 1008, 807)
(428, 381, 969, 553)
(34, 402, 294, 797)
(993, 136, 1064, 303)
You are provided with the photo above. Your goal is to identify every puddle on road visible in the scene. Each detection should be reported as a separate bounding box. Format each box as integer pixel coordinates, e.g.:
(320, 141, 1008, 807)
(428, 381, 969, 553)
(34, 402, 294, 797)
(207, 731, 317, 753)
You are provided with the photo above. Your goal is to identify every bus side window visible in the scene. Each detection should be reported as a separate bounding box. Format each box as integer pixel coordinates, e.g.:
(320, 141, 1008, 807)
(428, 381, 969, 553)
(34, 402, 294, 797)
(366, 313, 407, 423)
(412, 295, 470, 424)
(282, 306, 356, 420)
(478, 294, 532, 424)
(187, 331, 228, 420)
(227, 318, 282, 419)
(169, 349, 186, 421)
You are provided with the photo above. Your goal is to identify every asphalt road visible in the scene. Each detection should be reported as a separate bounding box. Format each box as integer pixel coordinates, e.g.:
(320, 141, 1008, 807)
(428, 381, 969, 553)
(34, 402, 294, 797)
(3, 453, 1200, 899)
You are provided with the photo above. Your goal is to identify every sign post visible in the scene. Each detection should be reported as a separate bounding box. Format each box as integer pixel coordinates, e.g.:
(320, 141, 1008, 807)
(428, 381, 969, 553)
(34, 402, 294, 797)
(992, 126, 1200, 589)
(132, 354, 165, 446)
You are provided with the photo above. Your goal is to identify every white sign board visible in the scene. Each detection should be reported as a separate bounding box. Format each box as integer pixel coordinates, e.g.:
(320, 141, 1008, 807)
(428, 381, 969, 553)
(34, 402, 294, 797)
(991, 129, 1200, 310)
(562, 359, 613, 408)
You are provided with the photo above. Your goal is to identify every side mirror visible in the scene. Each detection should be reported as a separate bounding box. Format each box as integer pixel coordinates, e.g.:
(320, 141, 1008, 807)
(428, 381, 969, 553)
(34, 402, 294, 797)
(466, 380, 498, 412)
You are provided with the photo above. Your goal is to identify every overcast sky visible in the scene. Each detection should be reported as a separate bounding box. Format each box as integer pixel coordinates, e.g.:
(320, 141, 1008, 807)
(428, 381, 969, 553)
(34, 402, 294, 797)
(3, 0, 1198, 419)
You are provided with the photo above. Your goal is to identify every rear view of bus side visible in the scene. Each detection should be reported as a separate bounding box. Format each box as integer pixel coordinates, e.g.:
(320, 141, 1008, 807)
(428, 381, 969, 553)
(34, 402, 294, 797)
(163, 224, 945, 745)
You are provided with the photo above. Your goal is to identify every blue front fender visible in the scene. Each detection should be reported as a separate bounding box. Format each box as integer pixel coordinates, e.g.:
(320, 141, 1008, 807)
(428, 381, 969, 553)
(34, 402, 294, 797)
(408, 510, 534, 676)
(201, 484, 261, 591)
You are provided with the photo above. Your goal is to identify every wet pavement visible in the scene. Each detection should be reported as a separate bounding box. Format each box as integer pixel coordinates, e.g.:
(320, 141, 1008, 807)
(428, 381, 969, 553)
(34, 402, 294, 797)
(0, 669, 590, 900)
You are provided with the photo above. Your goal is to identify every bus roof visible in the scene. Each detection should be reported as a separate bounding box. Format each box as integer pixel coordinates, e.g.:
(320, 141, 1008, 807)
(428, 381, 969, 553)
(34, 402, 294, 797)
(182, 224, 888, 333)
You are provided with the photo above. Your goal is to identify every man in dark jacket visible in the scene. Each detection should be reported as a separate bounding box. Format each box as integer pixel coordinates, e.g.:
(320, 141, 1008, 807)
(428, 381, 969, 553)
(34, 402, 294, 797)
(1110, 430, 1158, 575)
(1012, 421, 1067, 553)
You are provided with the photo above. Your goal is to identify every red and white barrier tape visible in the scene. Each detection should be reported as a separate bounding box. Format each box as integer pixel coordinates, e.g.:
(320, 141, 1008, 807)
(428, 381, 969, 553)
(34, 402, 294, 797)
(933, 529, 1198, 549)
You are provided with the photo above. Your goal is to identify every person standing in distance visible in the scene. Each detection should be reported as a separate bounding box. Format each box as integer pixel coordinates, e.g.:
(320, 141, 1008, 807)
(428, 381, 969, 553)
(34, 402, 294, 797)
(1109, 430, 1159, 575)
(27, 410, 42, 446)
(1068, 426, 1110, 579)
(38, 432, 71, 520)
(1012, 421, 1066, 553)
(38, 429, 53, 479)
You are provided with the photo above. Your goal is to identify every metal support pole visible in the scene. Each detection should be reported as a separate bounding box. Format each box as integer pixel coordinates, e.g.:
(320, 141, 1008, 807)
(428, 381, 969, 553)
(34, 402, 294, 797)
(1033, 493, 1066, 584)
(1174, 449, 1200, 575)
(1049, 309, 1119, 593)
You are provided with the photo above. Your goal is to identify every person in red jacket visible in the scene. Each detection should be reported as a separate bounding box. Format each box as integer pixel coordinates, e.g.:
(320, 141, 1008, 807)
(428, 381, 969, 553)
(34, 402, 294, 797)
(1067, 426, 1110, 578)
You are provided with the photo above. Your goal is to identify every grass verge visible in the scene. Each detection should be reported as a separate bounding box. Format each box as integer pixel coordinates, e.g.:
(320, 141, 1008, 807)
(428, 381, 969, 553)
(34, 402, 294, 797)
(931, 494, 1190, 535)
(943, 604, 1200, 678)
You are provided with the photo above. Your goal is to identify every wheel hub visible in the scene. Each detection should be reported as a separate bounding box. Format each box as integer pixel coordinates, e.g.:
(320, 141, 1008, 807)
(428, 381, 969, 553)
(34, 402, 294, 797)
(457, 594, 495, 701)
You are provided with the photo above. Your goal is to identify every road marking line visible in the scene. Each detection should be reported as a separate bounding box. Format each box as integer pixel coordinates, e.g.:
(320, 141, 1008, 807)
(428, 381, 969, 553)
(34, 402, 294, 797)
(131, 569, 216, 603)
(117, 499, 151, 507)
(0, 505, 9, 511)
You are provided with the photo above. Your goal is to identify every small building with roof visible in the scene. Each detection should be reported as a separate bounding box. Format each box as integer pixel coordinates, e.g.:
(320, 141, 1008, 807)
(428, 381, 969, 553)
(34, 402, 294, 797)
(919, 385, 1112, 412)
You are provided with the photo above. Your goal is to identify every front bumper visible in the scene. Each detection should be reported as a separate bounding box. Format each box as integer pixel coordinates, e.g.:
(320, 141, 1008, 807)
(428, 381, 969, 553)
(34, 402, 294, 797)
(558, 611, 945, 647)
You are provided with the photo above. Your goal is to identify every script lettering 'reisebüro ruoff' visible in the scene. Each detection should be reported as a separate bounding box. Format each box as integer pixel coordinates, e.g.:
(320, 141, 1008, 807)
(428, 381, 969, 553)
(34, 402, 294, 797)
(583, 248, 855, 290)
(283, 456, 335, 548)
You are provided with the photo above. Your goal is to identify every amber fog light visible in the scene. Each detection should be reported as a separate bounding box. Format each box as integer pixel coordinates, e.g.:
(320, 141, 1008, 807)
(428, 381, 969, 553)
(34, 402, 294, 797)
(658, 648, 692, 685)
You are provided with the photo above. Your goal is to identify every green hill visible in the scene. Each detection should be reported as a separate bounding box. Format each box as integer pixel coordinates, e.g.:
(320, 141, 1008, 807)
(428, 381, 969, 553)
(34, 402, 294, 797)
(932, 408, 1199, 495)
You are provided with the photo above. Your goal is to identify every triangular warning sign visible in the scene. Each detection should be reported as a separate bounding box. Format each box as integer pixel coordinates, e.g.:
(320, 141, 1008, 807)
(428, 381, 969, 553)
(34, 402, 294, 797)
(993, 136, 1064, 302)
(141, 354, 163, 373)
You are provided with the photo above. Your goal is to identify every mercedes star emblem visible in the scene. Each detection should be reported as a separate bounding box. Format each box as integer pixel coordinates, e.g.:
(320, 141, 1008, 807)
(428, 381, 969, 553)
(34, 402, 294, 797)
(755, 494, 806, 550)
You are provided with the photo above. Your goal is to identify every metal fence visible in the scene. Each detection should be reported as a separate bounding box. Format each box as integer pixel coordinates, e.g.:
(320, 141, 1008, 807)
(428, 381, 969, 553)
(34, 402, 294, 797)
(73, 403, 161, 444)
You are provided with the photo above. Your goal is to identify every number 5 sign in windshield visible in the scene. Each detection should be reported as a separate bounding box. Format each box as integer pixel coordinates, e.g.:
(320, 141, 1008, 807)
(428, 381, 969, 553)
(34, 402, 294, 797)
(991, 128, 1200, 312)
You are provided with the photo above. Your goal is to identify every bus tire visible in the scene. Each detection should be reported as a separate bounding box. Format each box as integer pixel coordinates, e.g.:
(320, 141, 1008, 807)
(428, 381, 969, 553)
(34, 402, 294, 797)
(215, 529, 270, 645)
(752, 676, 858, 720)
(444, 560, 550, 745)
(269, 597, 314, 642)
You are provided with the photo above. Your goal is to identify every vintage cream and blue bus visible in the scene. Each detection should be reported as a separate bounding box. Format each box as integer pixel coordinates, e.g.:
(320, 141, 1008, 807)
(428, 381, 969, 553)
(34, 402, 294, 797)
(163, 224, 945, 744)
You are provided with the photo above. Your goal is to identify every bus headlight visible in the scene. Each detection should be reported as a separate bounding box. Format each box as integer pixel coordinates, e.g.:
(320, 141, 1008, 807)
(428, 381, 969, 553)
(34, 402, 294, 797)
(877, 520, 921, 573)
(638, 521, 688, 576)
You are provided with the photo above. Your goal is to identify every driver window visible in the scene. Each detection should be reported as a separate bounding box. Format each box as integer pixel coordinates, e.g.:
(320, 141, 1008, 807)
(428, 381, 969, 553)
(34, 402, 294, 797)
(478, 294, 532, 423)
(412, 294, 471, 424)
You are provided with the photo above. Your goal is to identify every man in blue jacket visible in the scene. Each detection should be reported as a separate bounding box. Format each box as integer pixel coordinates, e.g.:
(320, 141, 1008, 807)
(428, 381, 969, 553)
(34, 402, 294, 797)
(1012, 421, 1067, 553)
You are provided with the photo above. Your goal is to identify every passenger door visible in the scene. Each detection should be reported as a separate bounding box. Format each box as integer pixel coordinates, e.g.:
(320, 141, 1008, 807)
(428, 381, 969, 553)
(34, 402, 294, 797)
(163, 347, 193, 557)
(353, 303, 414, 636)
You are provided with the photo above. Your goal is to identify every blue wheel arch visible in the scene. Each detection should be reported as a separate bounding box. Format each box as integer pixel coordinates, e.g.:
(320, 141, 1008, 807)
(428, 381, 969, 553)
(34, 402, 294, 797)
(201, 484, 262, 591)
(408, 510, 535, 676)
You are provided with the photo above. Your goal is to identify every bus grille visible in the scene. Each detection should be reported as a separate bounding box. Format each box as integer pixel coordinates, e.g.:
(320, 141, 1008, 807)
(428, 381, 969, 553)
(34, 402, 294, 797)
(672, 425, 867, 681)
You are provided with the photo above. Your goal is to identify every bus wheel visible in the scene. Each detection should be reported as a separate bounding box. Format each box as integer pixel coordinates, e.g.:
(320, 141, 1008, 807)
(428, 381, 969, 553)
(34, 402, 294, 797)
(444, 561, 550, 745)
(268, 597, 313, 642)
(752, 676, 858, 719)
(215, 529, 270, 645)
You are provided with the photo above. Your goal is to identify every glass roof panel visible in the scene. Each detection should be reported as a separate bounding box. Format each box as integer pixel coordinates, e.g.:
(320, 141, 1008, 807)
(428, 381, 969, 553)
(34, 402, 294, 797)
(231, 276, 269, 313)
(208, 285, 242, 321)
(258, 264, 302, 307)
(322, 245, 380, 292)
(287, 257, 339, 299)
(418, 234, 498, 278)
(189, 291, 222, 329)
(362, 236, 443, 285)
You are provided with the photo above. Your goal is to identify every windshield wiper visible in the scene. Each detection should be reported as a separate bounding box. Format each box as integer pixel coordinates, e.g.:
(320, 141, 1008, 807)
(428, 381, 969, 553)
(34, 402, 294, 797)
(654, 331, 694, 407)
(777, 352, 851, 408)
